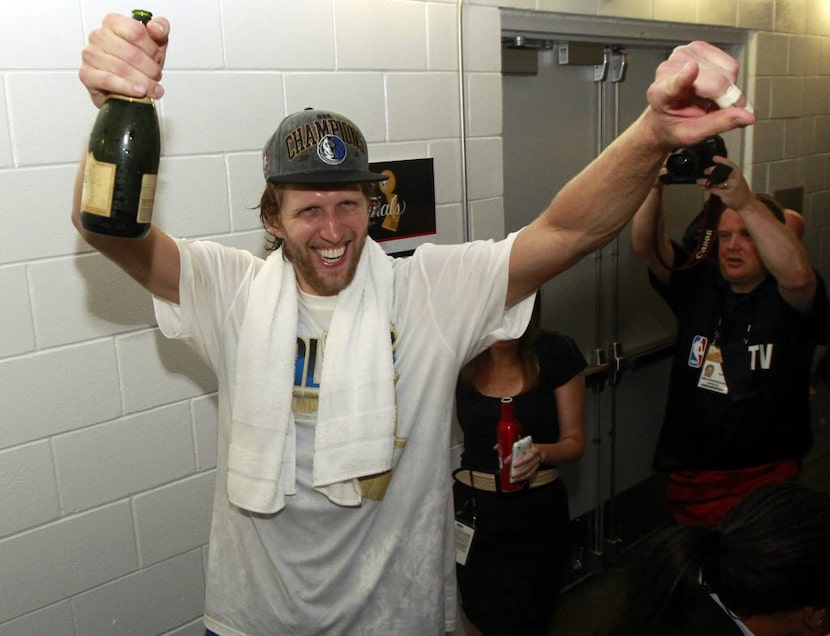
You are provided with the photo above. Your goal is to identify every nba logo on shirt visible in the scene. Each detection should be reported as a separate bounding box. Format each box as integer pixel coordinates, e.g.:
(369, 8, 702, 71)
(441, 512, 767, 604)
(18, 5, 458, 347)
(688, 335, 708, 368)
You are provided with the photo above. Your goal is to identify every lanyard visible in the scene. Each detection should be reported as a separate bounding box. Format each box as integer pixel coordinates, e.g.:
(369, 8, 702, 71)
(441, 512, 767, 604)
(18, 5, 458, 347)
(711, 285, 757, 347)
(463, 469, 478, 526)
(711, 316, 752, 347)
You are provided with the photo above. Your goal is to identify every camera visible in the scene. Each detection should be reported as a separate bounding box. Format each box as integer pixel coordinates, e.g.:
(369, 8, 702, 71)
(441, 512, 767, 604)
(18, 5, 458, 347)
(660, 135, 731, 185)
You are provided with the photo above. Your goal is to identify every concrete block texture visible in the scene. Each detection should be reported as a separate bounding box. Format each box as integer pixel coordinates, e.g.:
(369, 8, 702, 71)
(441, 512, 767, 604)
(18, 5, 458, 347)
(0, 0, 828, 633)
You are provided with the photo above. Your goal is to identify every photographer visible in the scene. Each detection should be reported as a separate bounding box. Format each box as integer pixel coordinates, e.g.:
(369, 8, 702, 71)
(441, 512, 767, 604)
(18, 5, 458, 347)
(631, 156, 830, 527)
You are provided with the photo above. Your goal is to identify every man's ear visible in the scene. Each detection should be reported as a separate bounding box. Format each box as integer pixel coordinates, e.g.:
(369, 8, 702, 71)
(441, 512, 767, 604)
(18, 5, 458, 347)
(265, 215, 285, 239)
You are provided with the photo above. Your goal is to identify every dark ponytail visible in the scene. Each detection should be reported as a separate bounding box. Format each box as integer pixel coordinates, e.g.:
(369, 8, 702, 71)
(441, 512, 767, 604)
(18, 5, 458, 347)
(611, 482, 830, 634)
(611, 524, 720, 635)
(714, 481, 830, 618)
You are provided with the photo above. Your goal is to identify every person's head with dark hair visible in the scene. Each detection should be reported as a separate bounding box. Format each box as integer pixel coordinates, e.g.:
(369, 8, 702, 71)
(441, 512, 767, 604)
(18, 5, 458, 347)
(711, 481, 830, 629)
(613, 481, 830, 636)
(458, 292, 542, 390)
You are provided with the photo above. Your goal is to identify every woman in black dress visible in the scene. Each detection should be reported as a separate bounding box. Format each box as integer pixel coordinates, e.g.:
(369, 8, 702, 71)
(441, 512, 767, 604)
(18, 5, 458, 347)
(453, 294, 587, 635)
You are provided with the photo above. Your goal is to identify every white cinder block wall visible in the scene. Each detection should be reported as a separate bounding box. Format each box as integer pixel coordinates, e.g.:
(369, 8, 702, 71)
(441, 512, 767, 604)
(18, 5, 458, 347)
(1, 1, 828, 634)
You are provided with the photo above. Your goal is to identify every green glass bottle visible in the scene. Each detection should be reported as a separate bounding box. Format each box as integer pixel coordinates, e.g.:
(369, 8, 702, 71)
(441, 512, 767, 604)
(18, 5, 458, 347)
(80, 9, 160, 238)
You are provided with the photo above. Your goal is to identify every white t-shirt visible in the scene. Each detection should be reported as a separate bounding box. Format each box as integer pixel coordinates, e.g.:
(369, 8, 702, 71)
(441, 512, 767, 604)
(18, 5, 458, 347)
(154, 234, 532, 636)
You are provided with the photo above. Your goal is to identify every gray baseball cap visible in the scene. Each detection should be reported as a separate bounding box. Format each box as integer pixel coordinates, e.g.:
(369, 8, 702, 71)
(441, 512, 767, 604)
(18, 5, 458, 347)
(262, 108, 388, 184)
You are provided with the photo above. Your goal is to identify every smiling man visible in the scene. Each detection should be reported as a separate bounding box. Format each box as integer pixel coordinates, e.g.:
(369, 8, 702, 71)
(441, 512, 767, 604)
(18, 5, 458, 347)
(631, 157, 830, 528)
(72, 12, 757, 636)
(263, 182, 371, 295)
(257, 111, 381, 297)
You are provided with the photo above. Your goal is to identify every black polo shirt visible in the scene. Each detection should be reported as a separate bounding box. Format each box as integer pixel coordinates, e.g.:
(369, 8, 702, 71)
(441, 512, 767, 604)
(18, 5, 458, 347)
(650, 245, 830, 470)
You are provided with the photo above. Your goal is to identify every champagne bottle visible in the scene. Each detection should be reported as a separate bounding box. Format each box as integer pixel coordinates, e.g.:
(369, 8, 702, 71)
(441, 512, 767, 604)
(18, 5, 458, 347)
(496, 397, 524, 492)
(80, 9, 160, 238)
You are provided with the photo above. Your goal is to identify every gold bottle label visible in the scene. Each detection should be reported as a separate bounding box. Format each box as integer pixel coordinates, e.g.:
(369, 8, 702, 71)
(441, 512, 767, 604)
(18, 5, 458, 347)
(137, 174, 157, 223)
(81, 151, 116, 218)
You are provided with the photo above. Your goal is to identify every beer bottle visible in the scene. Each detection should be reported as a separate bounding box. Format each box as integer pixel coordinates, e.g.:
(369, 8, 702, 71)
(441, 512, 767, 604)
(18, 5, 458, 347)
(80, 9, 160, 238)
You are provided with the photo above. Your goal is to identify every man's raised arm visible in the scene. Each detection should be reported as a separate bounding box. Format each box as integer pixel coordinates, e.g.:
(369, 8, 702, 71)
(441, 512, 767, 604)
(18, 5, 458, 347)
(506, 41, 756, 307)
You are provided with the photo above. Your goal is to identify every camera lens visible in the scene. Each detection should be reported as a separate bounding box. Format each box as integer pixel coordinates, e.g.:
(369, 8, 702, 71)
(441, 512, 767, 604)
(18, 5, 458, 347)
(665, 151, 697, 178)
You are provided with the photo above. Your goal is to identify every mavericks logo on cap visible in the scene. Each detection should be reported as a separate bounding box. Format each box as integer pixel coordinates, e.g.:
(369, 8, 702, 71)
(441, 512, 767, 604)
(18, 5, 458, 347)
(283, 117, 366, 164)
(317, 134, 347, 166)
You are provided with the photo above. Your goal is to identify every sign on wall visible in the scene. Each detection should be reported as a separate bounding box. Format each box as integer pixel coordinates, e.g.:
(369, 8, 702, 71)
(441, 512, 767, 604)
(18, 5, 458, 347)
(368, 158, 436, 256)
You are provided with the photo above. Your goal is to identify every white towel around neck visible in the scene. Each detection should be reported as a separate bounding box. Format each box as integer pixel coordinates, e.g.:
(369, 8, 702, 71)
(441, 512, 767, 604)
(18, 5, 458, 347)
(228, 238, 397, 514)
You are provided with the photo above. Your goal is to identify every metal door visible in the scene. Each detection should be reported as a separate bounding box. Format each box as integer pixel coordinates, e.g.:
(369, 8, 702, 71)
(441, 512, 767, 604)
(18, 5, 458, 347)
(499, 14, 747, 582)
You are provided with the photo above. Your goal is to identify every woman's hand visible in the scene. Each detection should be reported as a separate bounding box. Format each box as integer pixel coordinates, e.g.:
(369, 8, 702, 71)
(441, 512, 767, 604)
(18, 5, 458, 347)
(509, 443, 543, 482)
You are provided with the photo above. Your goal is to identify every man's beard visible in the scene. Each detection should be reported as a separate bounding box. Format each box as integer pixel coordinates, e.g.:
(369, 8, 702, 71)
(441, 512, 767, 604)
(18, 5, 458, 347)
(282, 235, 365, 296)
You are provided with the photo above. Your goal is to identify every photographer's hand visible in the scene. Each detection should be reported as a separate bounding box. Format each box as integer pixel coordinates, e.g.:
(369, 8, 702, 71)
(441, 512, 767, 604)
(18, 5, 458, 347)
(702, 157, 754, 210)
(704, 157, 816, 313)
